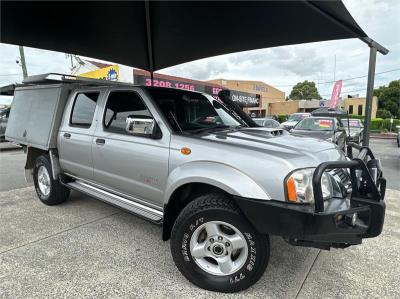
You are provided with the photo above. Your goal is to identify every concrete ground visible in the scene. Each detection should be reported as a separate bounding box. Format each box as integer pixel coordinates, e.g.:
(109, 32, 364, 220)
(0, 139, 399, 298)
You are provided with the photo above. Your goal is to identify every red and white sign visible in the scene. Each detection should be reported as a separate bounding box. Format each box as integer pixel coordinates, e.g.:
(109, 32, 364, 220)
(329, 80, 342, 108)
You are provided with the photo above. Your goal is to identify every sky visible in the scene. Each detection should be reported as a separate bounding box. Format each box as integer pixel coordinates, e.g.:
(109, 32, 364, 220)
(0, 0, 399, 105)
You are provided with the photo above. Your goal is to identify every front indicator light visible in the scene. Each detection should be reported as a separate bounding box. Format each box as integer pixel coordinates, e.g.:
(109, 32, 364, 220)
(287, 177, 297, 202)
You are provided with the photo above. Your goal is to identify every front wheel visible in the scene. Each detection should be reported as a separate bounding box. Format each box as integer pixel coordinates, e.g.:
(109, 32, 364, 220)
(170, 193, 269, 293)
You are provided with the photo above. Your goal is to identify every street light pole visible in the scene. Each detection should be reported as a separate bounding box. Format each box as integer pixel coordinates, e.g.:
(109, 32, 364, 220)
(18, 46, 28, 79)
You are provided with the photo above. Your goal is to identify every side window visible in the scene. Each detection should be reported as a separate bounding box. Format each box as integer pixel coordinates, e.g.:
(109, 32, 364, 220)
(104, 91, 152, 135)
(70, 92, 99, 128)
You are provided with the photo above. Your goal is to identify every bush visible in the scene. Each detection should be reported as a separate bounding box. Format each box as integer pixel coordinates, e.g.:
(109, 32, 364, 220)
(276, 115, 288, 123)
(347, 114, 365, 120)
(369, 118, 400, 131)
(376, 109, 392, 119)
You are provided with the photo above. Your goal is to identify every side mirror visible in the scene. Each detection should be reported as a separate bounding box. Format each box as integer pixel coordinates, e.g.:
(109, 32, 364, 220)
(126, 115, 155, 136)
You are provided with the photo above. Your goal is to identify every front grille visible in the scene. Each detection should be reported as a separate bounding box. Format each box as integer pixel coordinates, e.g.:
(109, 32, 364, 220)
(330, 168, 352, 190)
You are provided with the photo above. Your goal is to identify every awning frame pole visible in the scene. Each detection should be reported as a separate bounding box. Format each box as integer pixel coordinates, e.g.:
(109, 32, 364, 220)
(362, 46, 377, 146)
(144, 0, 154, 86)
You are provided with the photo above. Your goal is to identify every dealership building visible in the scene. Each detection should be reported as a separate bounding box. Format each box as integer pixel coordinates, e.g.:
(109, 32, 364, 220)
(77, 62, 377, 118)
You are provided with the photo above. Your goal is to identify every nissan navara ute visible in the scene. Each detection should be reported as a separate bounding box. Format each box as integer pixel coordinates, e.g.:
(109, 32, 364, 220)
(5, 74, 386, 293)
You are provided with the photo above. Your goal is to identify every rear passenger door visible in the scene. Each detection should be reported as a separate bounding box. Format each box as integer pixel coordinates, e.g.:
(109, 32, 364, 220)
(58, 91, 100, 180)
(92, 89, 170, 207)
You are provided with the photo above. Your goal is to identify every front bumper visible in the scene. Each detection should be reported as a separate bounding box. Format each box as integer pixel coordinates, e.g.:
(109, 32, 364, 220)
(234, 145, 386, 250)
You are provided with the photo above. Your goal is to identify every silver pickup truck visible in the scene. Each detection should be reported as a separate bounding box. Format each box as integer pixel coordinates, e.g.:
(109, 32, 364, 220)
(5, 74, 386, 293)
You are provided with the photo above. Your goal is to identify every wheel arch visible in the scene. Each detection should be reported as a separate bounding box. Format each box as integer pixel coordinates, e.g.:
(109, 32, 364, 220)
(162, 162, 269, 241)
(25, 147, 47, 183)
(25, 147, 62, 182)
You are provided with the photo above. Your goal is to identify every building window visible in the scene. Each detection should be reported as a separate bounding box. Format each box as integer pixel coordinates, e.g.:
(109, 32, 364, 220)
(358, 104, 363, 115)
(349, 105, 353, 114)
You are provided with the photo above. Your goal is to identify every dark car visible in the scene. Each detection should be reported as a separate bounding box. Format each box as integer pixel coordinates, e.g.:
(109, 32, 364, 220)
(291, 116, 347, 150)
(253, 117, 280, 128)
(342, 119, 364, 144)
(0, 107, 10, 142)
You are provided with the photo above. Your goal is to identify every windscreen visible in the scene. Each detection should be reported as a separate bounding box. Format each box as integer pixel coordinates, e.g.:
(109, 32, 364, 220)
(147, 89, 241, 132)
(253, 119, 264, 125)
(295, 118, 334, 131)
(288, 114, 308, 122)
(342, 119, 362, 128)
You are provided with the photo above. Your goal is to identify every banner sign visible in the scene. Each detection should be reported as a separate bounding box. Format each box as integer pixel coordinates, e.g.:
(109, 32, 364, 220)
(229, 90, 260, 107)
(329, 80, 342, 108)
(79, 65, 119, 81)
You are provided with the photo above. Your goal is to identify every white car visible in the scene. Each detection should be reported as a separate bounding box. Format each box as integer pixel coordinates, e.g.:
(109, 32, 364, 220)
(280, 112, 310, 131)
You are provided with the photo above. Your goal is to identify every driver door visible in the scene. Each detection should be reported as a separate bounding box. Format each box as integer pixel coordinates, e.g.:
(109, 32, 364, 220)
(92, 89, 170, 207)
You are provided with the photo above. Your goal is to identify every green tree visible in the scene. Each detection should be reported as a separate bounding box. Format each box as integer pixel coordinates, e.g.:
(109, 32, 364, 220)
(373, 79, 400, 118)
(376, 109, 392, 119)
(289, 80, 321, 100)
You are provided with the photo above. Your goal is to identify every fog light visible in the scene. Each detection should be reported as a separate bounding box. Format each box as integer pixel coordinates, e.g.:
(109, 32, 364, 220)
(344, 213, 357, 226)
(351, 213, 358, 226)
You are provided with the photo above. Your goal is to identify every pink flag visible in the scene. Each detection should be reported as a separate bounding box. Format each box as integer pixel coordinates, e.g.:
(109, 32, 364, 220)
(329, 80, 343, 108)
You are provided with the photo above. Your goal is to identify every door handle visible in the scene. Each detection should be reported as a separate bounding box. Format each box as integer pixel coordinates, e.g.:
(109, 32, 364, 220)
(63, 133, 71, 139)
(96, 138, 105, 145)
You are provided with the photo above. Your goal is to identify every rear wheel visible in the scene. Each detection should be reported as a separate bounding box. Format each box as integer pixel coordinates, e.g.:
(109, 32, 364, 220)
(171, 193, 269, 293)
(33, 154, 70, 205)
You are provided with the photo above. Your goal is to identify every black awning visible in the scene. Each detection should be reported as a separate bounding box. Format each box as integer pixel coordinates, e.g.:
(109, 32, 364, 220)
(1, 1, 368, 72)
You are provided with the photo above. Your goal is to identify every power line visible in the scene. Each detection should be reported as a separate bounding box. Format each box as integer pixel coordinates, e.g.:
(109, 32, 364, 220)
(274, 67, 400, 87)
(320, 88, 367, 97)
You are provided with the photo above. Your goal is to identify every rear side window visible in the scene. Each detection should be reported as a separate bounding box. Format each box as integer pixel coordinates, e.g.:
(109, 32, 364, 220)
(103, 91, 152, 135)
(70, 92, 99, 128)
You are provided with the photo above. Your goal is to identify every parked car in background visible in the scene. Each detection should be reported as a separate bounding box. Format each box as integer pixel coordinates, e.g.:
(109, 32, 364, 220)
(397, 125, 400, 147)
(291, 116, 347, 151)
(280, 112, 310, 131)
(253, 117, 280, 128)
(342, 119, 364, 144)
(0, 107, 10, 142)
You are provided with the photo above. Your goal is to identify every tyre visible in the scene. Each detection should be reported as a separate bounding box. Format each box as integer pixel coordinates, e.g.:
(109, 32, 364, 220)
(171, 193, 269, 293)
(33, 154, 70, 205)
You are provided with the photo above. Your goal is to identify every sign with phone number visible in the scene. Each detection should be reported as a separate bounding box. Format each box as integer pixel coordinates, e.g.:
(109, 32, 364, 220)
(144, 78, 195, 91)
(134, 74, 260, 107)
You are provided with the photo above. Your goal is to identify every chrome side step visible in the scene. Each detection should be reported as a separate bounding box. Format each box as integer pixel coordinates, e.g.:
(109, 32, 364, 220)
(67, 181, 163, 224)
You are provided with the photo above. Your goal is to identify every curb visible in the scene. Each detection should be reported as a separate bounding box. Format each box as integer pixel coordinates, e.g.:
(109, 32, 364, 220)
(370, 135, 397, 140)
(0, 143, 22, 152)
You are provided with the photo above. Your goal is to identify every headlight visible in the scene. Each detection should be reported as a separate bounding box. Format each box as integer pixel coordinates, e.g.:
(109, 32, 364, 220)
(326, 137, 333, 142)
(285, 168, 333, 204)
